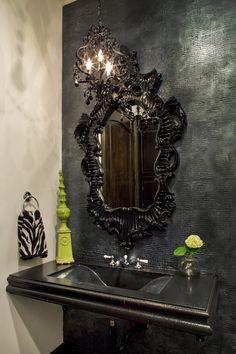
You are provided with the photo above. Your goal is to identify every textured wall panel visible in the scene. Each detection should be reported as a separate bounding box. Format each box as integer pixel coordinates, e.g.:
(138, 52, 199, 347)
(62, 0, 236, 352)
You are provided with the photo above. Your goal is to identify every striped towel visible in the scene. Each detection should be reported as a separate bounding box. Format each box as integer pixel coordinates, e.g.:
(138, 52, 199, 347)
(18, 209, 48, 259)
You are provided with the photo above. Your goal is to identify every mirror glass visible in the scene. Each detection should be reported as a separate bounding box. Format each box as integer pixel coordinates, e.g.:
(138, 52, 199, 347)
(100, 107, 158, 209)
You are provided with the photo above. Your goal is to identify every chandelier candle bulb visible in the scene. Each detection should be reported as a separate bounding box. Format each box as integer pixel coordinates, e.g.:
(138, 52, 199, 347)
(98, 49, 104, 62)
(105, 61, 113, 76)
(86, 58, 93, 72)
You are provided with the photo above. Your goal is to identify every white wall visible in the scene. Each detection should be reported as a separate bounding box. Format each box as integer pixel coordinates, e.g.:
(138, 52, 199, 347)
(0, 1, 67, 353)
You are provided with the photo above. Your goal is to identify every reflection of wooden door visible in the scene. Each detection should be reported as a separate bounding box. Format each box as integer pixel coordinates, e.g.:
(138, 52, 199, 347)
(101, 112, 156, 208)
(101, 112, 137, 208)
(138, 123, 157, 208)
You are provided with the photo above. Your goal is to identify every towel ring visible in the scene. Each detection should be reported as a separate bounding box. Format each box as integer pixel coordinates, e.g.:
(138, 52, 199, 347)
(23, 192, 39, 210)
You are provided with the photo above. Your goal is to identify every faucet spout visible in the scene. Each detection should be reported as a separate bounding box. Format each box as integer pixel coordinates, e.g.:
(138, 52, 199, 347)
(116, 254, 129, 267)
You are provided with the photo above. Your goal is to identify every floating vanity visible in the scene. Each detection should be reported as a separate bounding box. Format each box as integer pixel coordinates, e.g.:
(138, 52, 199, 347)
(7, 260, 218, 348)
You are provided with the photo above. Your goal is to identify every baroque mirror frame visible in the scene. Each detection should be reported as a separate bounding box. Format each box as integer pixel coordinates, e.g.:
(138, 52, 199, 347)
(74, 35, 186, 249)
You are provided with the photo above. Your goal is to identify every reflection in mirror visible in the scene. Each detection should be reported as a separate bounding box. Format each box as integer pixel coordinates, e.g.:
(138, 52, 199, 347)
(100, 108, 157, 209)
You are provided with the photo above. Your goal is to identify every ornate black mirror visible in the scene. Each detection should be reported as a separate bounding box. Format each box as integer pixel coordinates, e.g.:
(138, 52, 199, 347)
(73, 15, 186, 249)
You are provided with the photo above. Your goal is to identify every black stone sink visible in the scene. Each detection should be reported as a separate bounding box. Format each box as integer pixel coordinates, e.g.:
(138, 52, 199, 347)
(50, 264, 172, 295)
(6, 261, 218, 337)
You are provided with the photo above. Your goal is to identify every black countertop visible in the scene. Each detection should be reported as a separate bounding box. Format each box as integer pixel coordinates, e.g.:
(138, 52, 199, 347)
(6, 261, 218, 337)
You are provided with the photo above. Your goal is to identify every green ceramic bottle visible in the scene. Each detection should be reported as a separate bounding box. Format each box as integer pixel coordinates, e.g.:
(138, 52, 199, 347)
(56, 171, 74, 264)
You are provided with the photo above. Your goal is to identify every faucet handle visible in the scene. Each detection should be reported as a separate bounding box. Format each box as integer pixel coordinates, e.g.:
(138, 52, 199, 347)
(123, 254, 129, 266)
(104, 255, 116, 266)
(134, 258, 148, 269)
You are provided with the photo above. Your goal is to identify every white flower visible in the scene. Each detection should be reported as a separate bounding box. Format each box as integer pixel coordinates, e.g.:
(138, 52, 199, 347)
(185, 235, 204, 249)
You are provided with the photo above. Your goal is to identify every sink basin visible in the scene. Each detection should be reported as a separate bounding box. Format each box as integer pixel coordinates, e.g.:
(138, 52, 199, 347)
(50, 264, 172, 295)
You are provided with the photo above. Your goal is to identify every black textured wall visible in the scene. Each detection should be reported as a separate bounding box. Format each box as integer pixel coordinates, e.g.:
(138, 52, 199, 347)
(62, 0, 236, 353)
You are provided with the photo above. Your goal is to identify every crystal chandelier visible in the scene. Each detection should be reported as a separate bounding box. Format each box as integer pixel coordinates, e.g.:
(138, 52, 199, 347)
(73, 0, 139, 104)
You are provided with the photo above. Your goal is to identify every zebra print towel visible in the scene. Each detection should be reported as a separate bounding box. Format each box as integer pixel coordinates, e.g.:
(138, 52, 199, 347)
(18, 209, 48, 259)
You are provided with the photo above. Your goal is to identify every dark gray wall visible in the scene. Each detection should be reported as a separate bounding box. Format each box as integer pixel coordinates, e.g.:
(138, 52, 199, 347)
(62, 0, 236, 353)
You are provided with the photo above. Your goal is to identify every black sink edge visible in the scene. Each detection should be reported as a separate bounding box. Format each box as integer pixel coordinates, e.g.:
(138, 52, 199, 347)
(6, 283, 213, 337)
(7, 273, 211, 318)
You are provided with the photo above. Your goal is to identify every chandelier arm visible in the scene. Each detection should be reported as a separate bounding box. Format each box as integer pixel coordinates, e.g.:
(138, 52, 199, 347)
(76, 45, 90, 60)
(112, 48, 127, 57)
(75, 80, 92, 84)
(113, 66, 129, 78)
(77, 67, 91, 76)
(77, 44, 89, 54)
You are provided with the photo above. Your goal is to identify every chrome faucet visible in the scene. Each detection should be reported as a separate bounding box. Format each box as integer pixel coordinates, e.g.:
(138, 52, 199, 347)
(104, 254, 129, 267)
(134, 258, 149, 269)
(104, 254, 148, 269)
(104, 254, 116, 266)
